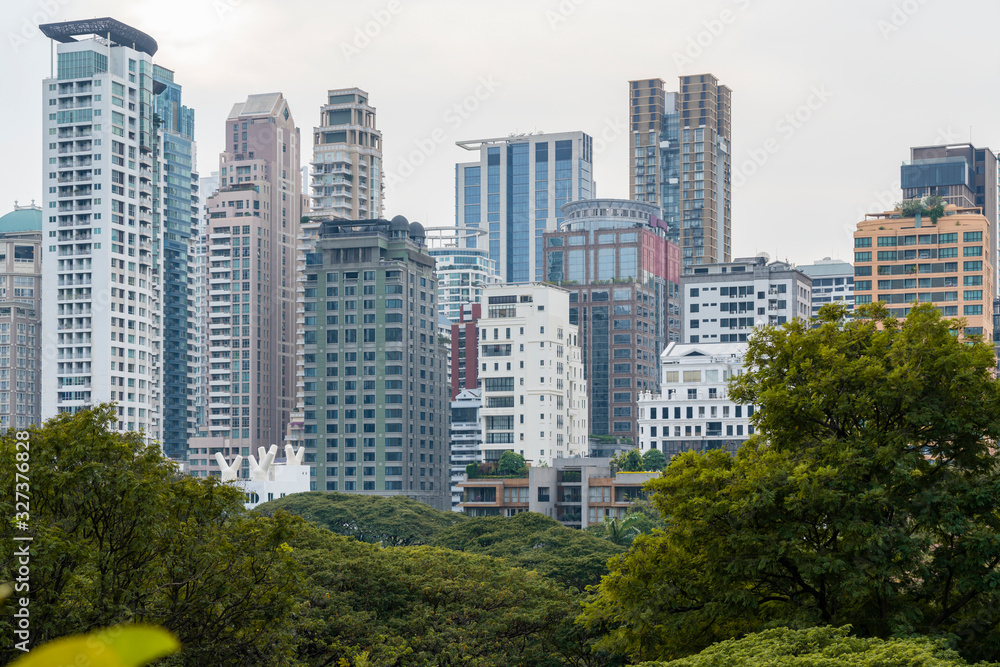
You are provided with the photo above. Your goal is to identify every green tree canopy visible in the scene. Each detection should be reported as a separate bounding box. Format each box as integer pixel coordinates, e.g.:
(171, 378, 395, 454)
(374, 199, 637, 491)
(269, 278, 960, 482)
(432, 512, 625, 592)
(289, 521, 578, 667)
(638, 626, 999, 667)
(641, 448, 666, 472)
(581, 303, 1000, 663)
(0, 405, 302, 666)
(497, 450, 528, 476)
(610, 449, 644, 473)
(256, 490, 465, 546)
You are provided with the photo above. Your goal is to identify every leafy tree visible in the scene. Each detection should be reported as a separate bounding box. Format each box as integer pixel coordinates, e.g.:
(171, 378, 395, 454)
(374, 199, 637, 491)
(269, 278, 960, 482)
(497, 450, 529, 476)
(432, 512, 625, 592)
(638, 626, 999, 667)
(581, 303, 1000, 663)
(610, 449, 644, 473)
(256, 490, 465, 546)
(641, 448, 666, 472)
(0, 405, 302, 666)
(290, 521, 578, 667)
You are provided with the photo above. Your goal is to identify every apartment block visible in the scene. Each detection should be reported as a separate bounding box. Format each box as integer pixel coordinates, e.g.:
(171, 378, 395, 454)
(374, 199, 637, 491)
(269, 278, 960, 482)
(682, 256, 812, 343)
(629, 74, 731, 267)
(637, 341, 753, 460)
(853, 206, 994, 339)
(40, 19, 164, 442)
(0, 204, 42, 430)
(450, 303, 482, 399)
(544, 198, 682, 439)
(202, 93, 301, 471)
(477, 283, 588, 466)
(428, 244, 500, 323)
(797, 257, 855, 318)
(449, 388, 483, 511)
(294, 216, 449, 510)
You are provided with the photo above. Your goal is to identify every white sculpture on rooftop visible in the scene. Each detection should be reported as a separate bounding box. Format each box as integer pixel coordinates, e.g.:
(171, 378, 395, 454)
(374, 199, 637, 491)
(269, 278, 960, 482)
(284, 444, 305, 466)
(248, 444, 278, 481)
(214, 453, 243, 482)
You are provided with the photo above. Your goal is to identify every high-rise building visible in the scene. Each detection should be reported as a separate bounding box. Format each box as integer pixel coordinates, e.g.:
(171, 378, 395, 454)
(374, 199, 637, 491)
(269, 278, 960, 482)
(455, 132, 594, 283)
(797, 257, 855, 318)
(853, 205, 994, 340)
(40, 18, 164, 442)
(629, 74, 731, 267)
(477, 283, 588, 466)
(428, 242, 500, 323)
(450, 303, 482, 400)
(637, 341, 753, 460)
(0, 204, 43, 431)
(902, 144, 998, 293)
(309, 88, 383, 220)
(153, 64, 198, 459)
(682, 256, 813, 344)
(543, 198, 682, 440)
(449, 388, 483, 511)
(202, 93, 301, 468)
(295, 216, 450, 510)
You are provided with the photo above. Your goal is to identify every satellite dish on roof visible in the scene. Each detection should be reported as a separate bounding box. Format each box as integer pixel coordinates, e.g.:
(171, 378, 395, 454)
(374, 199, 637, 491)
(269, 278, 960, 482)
(756, 252, 770, 262)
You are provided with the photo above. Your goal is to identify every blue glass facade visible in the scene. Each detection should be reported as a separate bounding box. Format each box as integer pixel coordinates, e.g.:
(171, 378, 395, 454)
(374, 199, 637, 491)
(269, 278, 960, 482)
(155, 68, 197, 459)
(456, 134, 594, 284)
(507, 143, 530, 283)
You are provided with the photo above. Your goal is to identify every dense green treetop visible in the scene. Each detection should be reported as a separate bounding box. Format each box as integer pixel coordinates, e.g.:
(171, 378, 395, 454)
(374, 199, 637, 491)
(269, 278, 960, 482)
(432, 512, 625, 591)
(581, 303, 1000, 663)
(256, 490, 465, 546)
(639, 626, 999, 667)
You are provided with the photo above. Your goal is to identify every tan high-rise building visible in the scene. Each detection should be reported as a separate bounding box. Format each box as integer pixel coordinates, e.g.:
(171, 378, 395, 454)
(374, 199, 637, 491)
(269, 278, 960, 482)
(853, 206, 993, 339)
(191, 93, 301, 479)
(629, 74, 731, 267)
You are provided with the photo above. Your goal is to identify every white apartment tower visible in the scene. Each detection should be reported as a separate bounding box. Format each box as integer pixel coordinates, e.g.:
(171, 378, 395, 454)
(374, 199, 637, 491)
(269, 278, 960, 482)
(41, 19, 165, 441)
(477, 283, 588, 466)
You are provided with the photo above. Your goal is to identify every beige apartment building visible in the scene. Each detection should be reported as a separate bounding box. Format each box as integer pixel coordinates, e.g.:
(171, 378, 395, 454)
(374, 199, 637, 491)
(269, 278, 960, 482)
(853, 206, 994, 339)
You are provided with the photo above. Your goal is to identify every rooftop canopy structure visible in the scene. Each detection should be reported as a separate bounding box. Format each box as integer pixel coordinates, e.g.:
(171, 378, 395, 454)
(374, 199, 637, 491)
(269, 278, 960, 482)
(40, 17, 158, 56)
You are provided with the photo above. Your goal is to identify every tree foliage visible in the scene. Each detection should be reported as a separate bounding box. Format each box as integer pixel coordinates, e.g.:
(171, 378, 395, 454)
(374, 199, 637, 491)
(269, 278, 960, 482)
(581, 303, 1000, 663)
(432, 512, 625, 592)
(638, 626, 999, 667)
(497, 450, 529, 476)
(610, 449, 644, 473)
(0, 405, 302, 666)
(256, 490, 465, 546)
(641, 448, 667, 472)
(290, 521, 578, 667)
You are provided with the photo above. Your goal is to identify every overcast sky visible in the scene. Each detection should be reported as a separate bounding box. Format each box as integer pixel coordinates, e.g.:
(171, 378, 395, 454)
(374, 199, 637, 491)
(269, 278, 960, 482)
(3, 0, 998, 266)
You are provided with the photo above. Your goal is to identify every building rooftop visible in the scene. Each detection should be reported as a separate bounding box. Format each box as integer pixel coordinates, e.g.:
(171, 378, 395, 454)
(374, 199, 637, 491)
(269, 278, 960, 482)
(40, 17, 158, 56)
(228, 93, 286, 120)
(0, 204, 42, 235)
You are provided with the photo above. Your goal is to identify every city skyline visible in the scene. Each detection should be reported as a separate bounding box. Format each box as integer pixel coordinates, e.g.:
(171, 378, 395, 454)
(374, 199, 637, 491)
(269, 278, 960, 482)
(4, 0, 999, 268)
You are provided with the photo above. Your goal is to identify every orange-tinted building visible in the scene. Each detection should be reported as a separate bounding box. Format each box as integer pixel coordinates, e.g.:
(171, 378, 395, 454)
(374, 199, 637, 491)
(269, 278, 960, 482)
(853, 206, 994, 339)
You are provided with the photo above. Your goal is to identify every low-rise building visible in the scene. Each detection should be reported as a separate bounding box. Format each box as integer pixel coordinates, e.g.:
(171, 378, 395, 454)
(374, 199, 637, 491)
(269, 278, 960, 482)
(457, 457, 657, 528)
(797, 257, 855, 318)
(637, 341, 754, 460)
